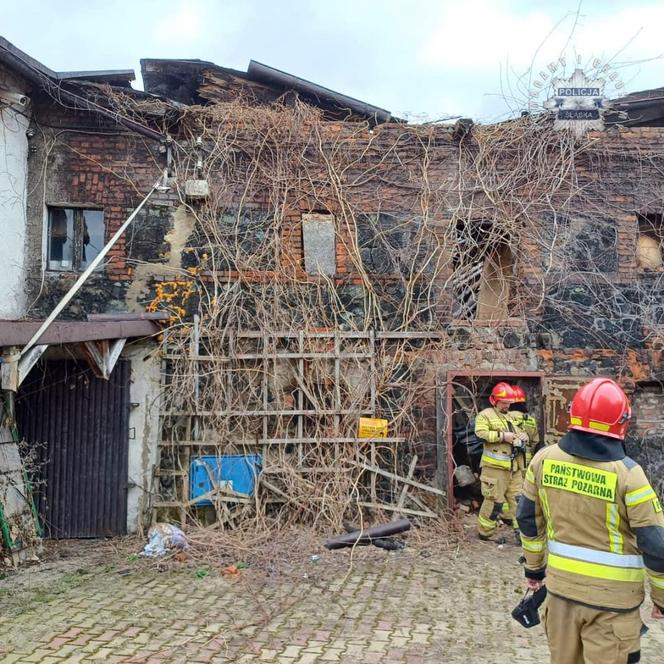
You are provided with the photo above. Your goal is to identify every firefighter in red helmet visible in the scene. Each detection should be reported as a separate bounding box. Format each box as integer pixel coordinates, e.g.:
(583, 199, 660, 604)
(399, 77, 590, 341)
(509, 384, 541, 471)
(474, 381, 529, 543)
(518, 378, 664, 663)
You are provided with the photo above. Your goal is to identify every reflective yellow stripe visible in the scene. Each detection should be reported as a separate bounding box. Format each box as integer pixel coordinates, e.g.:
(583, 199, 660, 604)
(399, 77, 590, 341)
(648, 573, 664, 589)
(570, 416, 583, 426)
(588, 420, 611, 432)
(539, 489, 555, 540)
(606, 503, 623, 554)
(548, 553, 645, 583)
(481, 454, 511, 469)
(625, 485, 657, 506)
(478, 515, 497, 530)
(522, 538, 545, 553)
(525, 466, 535, 484)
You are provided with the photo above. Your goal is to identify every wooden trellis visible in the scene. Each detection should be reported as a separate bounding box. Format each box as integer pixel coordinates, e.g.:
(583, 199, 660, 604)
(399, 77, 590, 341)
(153, 328, 442, 526)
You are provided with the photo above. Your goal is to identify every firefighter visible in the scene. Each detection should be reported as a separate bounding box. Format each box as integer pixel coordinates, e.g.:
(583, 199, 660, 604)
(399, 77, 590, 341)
(475, 381, 529, 543)
(517, 377, 664, 664)
(509, 384, 541, 470)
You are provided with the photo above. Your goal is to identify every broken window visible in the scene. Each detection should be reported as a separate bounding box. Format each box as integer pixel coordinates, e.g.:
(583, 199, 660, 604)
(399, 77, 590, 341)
(451, 220, 514, 321)
(302, 213, 336, 276)
(47, 207, 104, 271)
(636, 213, 664, 270)
(356, 213, 432, 276)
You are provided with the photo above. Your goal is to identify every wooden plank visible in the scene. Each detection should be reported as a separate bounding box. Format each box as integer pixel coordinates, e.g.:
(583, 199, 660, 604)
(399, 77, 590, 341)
(260, 479, 293, 503)
(407, 490, 437, 516)
(160, 409, 374, 417)
(369, 330, 376, 413)
(186, 486, 253, 507)
(159, 437, 406, 446)
(294, 365, 320, 410)
(375, 331, 444, 340)
(262, 333, 268, 441)
(357, 502, 437, 518)
(334, 332, 341, 436)
(351, 457, 446, 497)
(394, 455, 418, 518)
(297, 331, 304, 465)
(162, 352, 374, 361)
(223, 331, 443, 340)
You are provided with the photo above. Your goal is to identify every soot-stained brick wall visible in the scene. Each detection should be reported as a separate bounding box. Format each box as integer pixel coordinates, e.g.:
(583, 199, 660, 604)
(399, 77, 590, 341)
(25, 94, 170, 319)
(23, 92, 664, 488)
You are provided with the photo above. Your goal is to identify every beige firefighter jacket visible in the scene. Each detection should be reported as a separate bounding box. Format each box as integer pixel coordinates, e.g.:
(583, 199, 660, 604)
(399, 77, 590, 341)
(475, 407, 527, 473)
(510, 411, 540, 464)
(519, 441, 664, 611)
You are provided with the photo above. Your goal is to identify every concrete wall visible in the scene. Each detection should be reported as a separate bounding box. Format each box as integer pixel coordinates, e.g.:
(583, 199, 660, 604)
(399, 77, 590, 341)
(0, 63, 29, 318)
(125, 342, 161, 533)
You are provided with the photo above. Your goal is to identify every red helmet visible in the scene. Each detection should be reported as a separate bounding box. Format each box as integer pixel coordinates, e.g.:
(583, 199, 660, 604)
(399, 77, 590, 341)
(512, 385, 527, 403)
(489, 382, 517, 406)
(569, 378, 631, 440)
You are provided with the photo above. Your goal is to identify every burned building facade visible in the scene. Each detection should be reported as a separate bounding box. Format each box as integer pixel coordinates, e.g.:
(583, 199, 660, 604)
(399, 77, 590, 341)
(1, 36, 664, 548)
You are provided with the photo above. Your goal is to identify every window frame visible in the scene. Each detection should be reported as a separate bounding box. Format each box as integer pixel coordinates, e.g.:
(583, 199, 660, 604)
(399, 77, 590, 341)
(47, 206, 105, 272)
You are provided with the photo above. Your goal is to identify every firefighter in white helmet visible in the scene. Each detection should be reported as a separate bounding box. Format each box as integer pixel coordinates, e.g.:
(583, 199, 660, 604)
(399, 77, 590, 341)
(517, 377, 664, 663)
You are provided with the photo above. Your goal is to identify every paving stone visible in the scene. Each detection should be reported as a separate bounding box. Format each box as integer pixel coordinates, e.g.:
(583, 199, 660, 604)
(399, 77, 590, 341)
(3, 541, 664, 662)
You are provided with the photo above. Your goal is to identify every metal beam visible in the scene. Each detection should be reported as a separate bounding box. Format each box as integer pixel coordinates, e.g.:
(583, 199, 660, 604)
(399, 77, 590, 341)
(17, 345, 48, 387)
(21, 180, 166, 358)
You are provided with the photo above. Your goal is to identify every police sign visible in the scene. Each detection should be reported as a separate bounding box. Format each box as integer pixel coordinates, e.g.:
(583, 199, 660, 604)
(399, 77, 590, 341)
(543, 68, 608, 138)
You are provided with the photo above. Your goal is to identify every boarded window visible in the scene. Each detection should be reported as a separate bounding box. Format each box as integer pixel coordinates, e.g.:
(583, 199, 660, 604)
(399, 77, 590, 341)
(476, 244, 513, 320)
(637, 214, 664, 270)
(302, 213, 336, 276)
(47, 207, 104, 271)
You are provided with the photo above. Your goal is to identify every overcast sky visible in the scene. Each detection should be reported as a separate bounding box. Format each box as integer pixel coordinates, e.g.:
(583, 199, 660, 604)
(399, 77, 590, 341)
(3, 0, 664, 122)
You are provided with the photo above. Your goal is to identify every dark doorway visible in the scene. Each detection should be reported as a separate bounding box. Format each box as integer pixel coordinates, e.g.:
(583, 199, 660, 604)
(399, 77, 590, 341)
(15, 360, 130, 538)
(445, 371, 544, 505)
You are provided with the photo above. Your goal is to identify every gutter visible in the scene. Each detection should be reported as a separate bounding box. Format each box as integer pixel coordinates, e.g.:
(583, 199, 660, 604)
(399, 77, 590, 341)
(0, 37, 163, 141)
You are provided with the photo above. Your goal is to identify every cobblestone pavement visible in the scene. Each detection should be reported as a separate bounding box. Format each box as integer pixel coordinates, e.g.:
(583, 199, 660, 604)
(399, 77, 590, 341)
(2, 535, 664, 663)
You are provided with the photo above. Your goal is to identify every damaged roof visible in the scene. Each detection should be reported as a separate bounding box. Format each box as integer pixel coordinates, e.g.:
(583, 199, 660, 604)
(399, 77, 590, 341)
(605, 87, 664, 127)
(0, 36, 135, 87)
(141, 57, 397, 124)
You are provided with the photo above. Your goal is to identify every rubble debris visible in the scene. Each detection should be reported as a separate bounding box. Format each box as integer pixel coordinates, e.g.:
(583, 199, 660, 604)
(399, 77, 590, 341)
(141, 523, 188, 558)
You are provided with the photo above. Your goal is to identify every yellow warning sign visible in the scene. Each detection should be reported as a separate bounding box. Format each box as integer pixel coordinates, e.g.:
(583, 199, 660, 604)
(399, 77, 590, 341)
(542, 459, 617, 502)
(358, 417, 388, 438)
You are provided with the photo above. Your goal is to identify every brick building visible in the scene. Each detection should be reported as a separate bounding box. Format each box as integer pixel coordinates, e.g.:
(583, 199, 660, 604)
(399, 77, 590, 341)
(1, 36, 664, 548)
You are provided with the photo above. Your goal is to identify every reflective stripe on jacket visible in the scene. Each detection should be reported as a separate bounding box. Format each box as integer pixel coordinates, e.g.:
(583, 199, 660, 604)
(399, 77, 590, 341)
(475, 407, 525, 472)
(518, 443, 664, 610)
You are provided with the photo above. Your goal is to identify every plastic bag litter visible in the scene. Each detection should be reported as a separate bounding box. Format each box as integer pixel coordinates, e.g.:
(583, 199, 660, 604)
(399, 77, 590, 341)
(141, 523, 189, 557)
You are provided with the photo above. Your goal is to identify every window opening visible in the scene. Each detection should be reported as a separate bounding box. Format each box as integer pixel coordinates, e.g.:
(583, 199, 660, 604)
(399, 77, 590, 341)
(452, 220, 513, 320)
(636, 213, 664, 270)
(48, 207, 104, 271)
